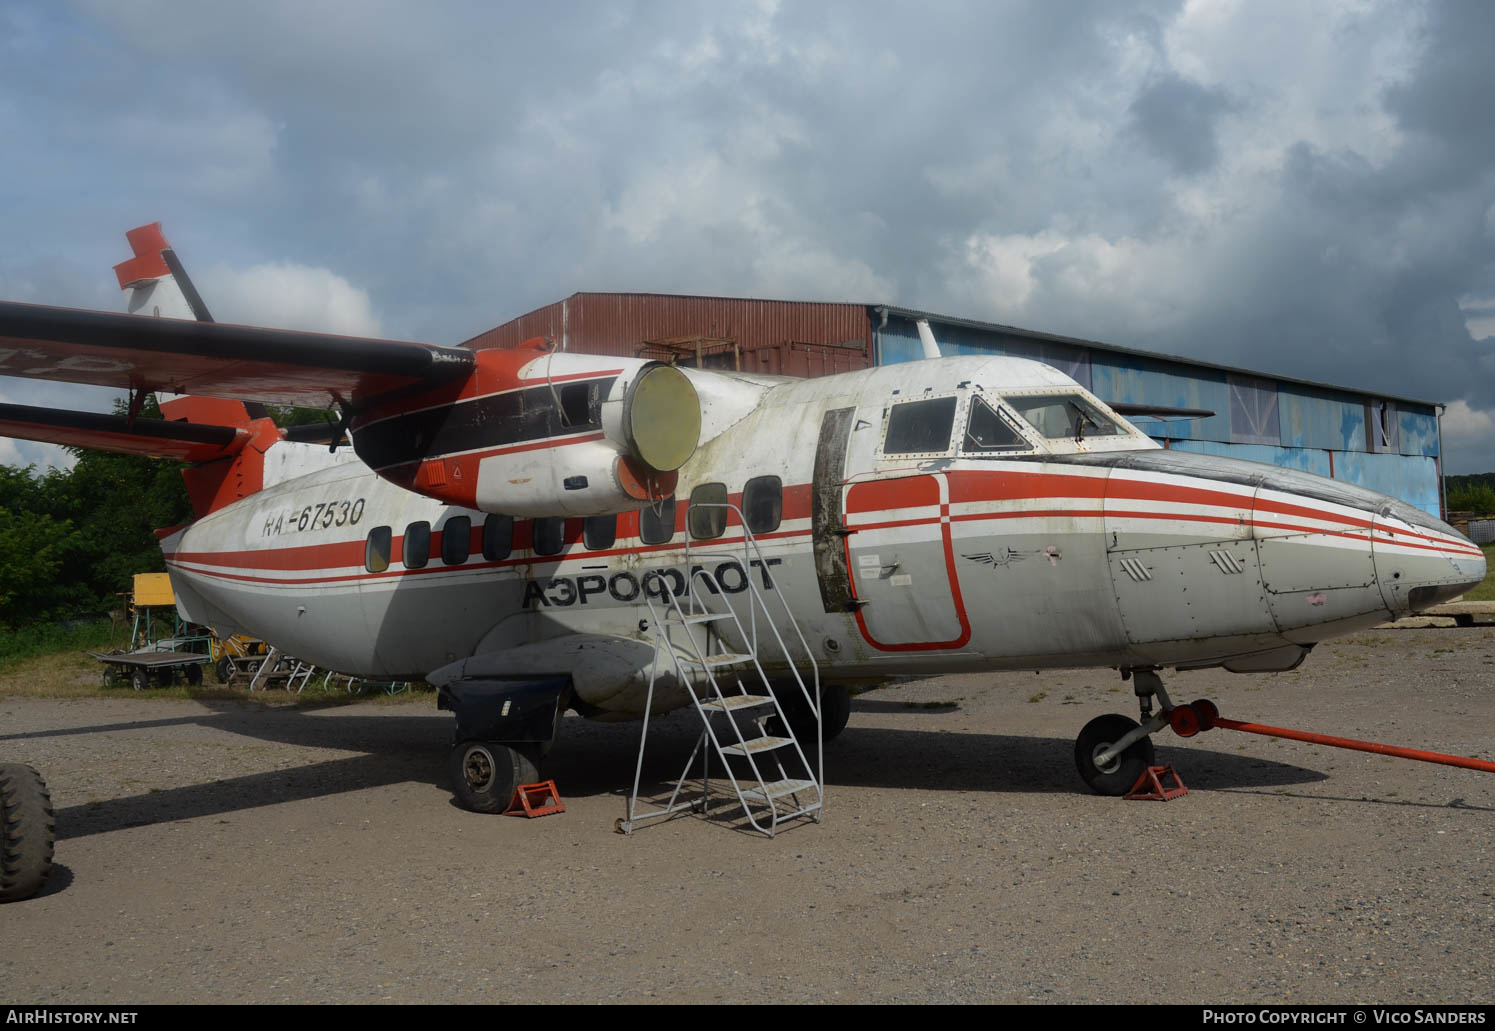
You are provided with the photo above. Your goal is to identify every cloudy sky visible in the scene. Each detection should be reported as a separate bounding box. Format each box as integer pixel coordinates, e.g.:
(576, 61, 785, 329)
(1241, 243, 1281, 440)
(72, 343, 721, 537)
(2, 0, 1494, 470)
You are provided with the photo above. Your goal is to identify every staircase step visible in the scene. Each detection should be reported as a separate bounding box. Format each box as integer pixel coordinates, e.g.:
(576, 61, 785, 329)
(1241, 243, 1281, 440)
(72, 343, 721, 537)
(665, 611, 733, 626)
(699, 694, 773, 712)
(720, 735, 793, 756)
(680, 652, 752, 667)
(741, 778, 818, 802)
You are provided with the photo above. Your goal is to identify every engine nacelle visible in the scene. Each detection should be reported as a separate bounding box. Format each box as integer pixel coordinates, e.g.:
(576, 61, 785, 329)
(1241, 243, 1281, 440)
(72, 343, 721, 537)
(471, 437, 676, 517)
(352, 343, 707, 516)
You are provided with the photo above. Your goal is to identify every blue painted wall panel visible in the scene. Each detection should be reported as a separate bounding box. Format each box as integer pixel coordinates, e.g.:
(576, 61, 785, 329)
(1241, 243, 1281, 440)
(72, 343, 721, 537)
(1165, 439, 1333, 477)
(1278, 385, 1367, 451)
(1398, 409, 1439, 458)
(1329, 452, 1441, 515)
(1090, 353, 1231, 443)
(879, 321, 925, 366)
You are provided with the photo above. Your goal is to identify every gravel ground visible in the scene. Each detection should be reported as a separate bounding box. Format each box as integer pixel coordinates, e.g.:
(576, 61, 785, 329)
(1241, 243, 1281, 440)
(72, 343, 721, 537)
(2, 622, 1493, 1005)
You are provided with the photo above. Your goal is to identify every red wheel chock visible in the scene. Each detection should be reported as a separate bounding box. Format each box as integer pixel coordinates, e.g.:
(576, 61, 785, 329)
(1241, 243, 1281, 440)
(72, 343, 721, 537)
(1125, 764, 1189, 801)
(505, 780, 566, 818)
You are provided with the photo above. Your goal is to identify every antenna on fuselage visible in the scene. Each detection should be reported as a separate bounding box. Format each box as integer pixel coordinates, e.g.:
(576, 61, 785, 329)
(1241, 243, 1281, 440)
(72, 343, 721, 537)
(915, 318, 942, 360)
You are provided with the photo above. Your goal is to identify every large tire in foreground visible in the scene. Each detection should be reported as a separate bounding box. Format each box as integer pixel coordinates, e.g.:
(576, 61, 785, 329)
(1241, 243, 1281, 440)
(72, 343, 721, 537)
(1, 763, 54, 903)
(1075, 713, 1156, 796)
(449, 741, 540, 814)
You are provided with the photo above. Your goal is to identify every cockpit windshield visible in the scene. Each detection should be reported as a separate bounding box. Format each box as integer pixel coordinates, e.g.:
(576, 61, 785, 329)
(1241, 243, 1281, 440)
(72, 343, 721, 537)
(964, 396, 1033, 453)
(1005, 394, 1125, 441)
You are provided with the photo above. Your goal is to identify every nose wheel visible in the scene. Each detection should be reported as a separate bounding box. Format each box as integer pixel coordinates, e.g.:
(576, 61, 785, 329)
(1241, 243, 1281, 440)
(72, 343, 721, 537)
(1075, 714, 1157, 795)
(1074, 668, 1174, 795)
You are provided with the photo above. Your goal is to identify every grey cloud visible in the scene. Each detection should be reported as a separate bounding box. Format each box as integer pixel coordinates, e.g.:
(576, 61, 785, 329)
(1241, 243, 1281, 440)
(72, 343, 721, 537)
(1128, 73, 1236, 175)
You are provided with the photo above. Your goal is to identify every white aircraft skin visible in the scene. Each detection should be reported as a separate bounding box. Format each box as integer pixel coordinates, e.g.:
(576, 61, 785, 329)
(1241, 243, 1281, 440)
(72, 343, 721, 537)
(157, 350, 1486, 728)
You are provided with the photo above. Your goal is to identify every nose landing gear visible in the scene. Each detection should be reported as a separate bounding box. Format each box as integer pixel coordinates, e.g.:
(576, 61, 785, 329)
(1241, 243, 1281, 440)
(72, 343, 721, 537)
(1075, 667, 1495, 796)
(1074, 668, 1173, 795)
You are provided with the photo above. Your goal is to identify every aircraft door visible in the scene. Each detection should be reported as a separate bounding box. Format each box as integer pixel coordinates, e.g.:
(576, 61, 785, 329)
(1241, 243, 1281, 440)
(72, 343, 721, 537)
(845, 473, 970, 650)
(811, 407, 858, 614)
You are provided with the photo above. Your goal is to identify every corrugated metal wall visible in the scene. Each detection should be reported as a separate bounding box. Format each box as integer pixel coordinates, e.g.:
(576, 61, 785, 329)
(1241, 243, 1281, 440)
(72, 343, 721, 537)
(463, 293, 873, 377)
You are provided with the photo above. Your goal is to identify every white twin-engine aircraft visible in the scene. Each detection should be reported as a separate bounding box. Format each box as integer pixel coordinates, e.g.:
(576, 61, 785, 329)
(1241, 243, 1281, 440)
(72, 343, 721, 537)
(0, 225, 1484, 898)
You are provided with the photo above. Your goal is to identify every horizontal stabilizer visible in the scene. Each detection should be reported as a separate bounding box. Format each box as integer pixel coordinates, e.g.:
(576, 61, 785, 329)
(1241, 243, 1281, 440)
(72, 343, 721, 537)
(0, 301, 474, 409)
(0, 402, 248, 462)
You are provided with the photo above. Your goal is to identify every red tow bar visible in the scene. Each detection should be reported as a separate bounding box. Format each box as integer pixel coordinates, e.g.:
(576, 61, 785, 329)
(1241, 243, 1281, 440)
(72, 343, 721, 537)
(1178, 699, 1495, 774)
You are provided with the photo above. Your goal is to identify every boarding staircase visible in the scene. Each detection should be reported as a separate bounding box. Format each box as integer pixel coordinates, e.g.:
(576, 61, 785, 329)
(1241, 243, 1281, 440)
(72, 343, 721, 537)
(620, 503, 824, 837)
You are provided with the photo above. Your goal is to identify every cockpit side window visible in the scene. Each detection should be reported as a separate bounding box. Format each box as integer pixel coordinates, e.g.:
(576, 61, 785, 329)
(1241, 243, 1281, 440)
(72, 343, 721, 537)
(963, 397, 1033, 453)
(882, 396, 957, 455)
(1006, 394, 1124, 440)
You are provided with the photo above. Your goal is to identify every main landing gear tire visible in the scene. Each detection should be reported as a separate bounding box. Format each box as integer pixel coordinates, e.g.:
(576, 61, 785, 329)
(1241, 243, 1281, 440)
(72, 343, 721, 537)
(449, 741, 540, 814)
(770, 683, 851, 745)
(0, 763, 55, 903)
(1075, 713, 1155, 796)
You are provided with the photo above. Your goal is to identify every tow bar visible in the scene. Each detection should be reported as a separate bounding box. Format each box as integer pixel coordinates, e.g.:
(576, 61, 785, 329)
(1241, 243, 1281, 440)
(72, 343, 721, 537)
(1168, 699, 1495, 774)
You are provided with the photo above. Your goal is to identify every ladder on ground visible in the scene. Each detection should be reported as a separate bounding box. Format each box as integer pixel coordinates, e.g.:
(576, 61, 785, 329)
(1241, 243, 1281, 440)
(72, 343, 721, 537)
(246, 646, 318, 693)
(620, 502, 824, 837)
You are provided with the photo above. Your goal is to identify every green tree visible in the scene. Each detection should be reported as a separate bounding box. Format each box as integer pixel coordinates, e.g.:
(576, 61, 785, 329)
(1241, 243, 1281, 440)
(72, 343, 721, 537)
(1447, 482, 1495, 512)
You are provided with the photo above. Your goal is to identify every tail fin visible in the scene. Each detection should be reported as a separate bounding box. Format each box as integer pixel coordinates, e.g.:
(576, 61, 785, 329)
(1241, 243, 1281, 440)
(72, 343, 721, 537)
(114, 223, 281, 517)
(114, 222, 214, 322)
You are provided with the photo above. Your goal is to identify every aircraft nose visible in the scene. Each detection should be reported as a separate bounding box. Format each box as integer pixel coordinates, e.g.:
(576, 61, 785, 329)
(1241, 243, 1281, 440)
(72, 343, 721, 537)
(1247, 467, 1483, 636)
(1371, 499, 1487, 616)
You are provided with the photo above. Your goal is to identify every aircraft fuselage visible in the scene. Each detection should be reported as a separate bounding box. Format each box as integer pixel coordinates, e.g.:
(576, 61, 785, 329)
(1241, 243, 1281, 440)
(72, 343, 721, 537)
(159, 354, 1485, 721)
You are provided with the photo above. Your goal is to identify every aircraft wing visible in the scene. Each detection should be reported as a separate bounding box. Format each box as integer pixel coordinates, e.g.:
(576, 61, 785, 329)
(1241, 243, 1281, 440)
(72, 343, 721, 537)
(0, 300, 474, 410)
(0, 402, 248, 462)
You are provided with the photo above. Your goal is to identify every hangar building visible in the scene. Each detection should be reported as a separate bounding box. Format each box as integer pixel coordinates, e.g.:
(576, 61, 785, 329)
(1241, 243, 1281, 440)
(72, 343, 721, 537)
(464, 293, 1444, 518)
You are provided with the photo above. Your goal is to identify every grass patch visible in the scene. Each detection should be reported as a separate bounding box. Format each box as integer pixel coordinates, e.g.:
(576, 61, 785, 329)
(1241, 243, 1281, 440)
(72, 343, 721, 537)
(0, 618, 119, 672)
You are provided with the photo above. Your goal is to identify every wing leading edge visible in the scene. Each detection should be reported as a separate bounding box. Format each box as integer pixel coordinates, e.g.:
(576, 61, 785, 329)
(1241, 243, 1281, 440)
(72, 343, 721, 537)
(0, 300, 474, 410)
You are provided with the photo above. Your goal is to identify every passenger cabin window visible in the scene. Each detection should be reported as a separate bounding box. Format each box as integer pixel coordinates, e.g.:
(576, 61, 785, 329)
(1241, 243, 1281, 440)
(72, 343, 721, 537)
(1006, 394, 1124, 441)
(688, 483, 729, 539)
(584, 514, 617, 551)
(482, 514, 513, 561)
(442, 516, 471, 566)
(640, 497, 676, 545)
(883, 396, 957, 454)
(963, 397, 1032, 453)
(365, 526, 391, 573)
(533, 517, 565, 556)
(743, 476, 783, 533)
(403, 521, 431, 568)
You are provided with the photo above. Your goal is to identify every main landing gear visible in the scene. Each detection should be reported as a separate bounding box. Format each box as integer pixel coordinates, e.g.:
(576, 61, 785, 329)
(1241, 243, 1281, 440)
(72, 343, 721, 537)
(438, 676, 569, 814)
